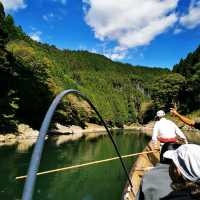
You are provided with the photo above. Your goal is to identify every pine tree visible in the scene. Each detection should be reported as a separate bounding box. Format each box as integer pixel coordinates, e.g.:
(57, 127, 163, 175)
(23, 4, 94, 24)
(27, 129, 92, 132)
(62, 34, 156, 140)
(0, 2, 8, 47)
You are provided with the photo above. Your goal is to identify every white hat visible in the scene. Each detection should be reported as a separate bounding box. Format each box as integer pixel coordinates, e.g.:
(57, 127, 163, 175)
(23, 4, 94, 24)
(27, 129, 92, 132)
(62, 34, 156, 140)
(156, 110, 165, 118)
(164, 144, 200, 182)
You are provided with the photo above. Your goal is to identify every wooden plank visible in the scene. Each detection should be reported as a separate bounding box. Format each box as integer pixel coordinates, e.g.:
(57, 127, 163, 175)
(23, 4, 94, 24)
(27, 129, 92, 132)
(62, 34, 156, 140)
(122, 141, 160, 200)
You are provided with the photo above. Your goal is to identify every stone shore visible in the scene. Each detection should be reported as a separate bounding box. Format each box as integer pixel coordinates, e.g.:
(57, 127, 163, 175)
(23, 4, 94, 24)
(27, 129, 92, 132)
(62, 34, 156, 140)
(0, 124, 39, 152)
(0, 123, 143, 151)
(0, 121, 199, 152)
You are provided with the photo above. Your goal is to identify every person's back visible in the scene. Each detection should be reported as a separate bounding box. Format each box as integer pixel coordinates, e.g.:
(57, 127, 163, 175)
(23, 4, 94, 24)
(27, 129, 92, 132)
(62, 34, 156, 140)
(139, 163, 172, 200)
(137, 143, 181, 200)
(152, 111, 187, 146)
(153, 118, 182, 139)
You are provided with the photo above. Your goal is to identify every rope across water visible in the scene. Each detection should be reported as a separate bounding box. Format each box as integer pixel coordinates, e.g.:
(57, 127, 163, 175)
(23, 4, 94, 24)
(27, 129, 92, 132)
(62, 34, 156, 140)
(16, 150, 158, 180)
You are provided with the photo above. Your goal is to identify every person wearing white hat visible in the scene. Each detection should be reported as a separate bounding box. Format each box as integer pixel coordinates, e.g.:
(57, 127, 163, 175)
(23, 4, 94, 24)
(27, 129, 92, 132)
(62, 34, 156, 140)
(152, 110, 187, 149)
(162, 144, 200, 199)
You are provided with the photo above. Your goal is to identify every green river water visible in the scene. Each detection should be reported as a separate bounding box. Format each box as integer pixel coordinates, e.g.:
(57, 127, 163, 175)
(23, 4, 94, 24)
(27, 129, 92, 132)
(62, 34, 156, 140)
(0, 130, 149, 200)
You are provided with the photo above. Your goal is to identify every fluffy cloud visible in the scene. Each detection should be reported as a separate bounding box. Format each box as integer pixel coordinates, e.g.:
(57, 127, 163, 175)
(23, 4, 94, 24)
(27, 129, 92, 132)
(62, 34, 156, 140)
(0, 0, 27, 11)
(43, 13, 54, 21)
(180, 0, 200, 29)
(83, 0, 179, 49)
(53, 0, 67, 5)
(105, 52, 126, 60)
(104, 50, 127, 60)
(78, 44, 127, 61)
(30, 31, 42, 42)
(174, 28, 182, 34)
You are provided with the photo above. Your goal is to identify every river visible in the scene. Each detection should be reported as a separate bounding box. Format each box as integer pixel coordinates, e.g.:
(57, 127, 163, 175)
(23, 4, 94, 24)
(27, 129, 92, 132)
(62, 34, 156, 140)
(0, 130, 149, 200)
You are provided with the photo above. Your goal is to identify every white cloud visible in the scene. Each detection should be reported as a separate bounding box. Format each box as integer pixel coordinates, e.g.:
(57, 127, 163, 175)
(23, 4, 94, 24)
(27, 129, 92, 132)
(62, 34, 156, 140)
(180, 0, 200, 29)
(78, 44, 127, 61)
(118, 14, 177, 48)
(43, 13, 55, 21)
(98, 47, 127, 60)
(53, 0, 67, 5)
(43, 15, 48, 21)
(30, 31, 42, 42)
(174, 28, 182, 34)
(83, 0, 179, 49)
(0, 0, 27, 11)
(104, 51, 127, 60)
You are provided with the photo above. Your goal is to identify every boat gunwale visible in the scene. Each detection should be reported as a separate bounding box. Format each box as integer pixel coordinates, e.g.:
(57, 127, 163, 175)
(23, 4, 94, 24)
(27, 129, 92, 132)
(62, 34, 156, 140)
(121, 141, 160, 200)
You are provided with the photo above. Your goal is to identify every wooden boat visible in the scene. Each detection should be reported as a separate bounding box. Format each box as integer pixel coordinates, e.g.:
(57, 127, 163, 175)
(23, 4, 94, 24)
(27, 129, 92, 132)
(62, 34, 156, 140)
(121, 141, 160, 200)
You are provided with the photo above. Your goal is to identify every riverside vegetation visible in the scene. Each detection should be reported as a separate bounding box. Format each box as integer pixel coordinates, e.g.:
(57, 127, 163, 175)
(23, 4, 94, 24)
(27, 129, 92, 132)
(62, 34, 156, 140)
(0, 2, 200, 136)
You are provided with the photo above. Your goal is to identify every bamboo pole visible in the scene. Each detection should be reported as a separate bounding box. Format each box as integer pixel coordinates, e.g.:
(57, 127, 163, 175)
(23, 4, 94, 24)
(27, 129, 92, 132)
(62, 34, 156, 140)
(16, 150, 159, 180)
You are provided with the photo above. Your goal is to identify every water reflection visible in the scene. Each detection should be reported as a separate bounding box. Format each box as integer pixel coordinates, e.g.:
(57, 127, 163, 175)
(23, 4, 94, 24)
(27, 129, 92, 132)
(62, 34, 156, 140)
(1, 130, 149, 200)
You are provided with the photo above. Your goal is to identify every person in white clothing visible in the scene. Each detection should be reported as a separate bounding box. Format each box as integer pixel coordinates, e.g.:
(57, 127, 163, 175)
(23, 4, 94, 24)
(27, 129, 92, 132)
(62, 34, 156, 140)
(152, 110, 187, 148)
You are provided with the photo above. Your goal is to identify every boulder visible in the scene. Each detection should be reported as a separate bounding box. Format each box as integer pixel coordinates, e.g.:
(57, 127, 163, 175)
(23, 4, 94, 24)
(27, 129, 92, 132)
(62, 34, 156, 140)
(0, 135, 5, 142)
(4, 134, 17, 146)
(5, 134, 16, 140)
(17, 124, 39, 139)
(18, 124, 30, 133)
(55, 123, 73, 134)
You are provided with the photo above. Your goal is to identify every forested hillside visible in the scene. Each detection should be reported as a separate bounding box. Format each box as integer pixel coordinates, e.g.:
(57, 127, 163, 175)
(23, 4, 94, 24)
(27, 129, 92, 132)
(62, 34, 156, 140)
(148, 45, 200, 116)
(0, 3, 53, 132)
(173, 46, 200, 112)
(0, 2, 174, 132)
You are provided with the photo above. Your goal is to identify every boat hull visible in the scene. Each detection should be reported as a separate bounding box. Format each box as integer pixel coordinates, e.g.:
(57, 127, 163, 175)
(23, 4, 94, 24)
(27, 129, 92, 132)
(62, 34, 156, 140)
(122, 141, 160, 200)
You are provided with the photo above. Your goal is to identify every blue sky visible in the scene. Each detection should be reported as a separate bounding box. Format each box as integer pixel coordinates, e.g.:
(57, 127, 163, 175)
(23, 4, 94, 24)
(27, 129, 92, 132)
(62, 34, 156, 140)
(1, 0, 200, 69)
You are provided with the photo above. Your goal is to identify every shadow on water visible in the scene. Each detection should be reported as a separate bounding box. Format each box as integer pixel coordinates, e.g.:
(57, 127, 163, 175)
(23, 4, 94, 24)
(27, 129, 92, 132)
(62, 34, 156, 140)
(0, 130, 149, 200)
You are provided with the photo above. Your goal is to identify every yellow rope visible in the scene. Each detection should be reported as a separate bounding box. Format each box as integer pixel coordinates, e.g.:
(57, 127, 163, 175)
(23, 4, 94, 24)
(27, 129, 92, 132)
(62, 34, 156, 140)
(16, 150, 158, 180)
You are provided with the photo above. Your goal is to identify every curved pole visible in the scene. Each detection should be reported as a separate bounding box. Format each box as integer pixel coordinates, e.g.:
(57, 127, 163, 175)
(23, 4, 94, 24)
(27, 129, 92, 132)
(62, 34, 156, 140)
(22, 89, 133, 200)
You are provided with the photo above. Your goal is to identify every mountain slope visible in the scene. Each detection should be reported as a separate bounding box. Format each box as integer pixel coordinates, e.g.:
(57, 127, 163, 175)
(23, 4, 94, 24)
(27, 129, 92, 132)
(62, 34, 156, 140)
(173, 45, 200, 112)
(7, 39, 170, 127)
(0, 2, 170, 130)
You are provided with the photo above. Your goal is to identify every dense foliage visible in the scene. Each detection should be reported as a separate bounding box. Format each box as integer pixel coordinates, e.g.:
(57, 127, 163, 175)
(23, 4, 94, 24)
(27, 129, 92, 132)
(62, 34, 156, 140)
(7, 38, 169, 128)
(173, 46, 200, 112)
(0, 3, 18, 131)
(0, 3, 53, 131)
(151, 73, 186, 110)
(149, 45, 200, 114)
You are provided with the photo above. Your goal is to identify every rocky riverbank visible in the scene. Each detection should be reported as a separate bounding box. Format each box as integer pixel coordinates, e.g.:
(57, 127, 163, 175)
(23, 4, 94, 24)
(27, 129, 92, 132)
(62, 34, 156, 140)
(0, 122, 143, 151)
(49, 123, 142, 146)
(0, 121, 199, 151)
(0, 124, 39, 151)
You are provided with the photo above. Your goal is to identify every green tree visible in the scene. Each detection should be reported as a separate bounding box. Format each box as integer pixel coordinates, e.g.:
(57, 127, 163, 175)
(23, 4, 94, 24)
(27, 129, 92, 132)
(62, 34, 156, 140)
(151, 73, 186, 110)
(5, 15, 25, 40)
(0, 2, 8, 47)
(173, 45, 200, 112)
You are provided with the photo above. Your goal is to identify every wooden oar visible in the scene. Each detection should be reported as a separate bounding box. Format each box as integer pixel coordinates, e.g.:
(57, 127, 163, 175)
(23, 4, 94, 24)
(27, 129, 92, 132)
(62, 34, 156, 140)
(16, 150, 159, 180)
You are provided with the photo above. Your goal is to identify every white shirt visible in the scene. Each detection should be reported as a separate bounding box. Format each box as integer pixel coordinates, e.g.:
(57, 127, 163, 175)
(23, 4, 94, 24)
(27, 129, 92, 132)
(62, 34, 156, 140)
(152, 118, 186, 142)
